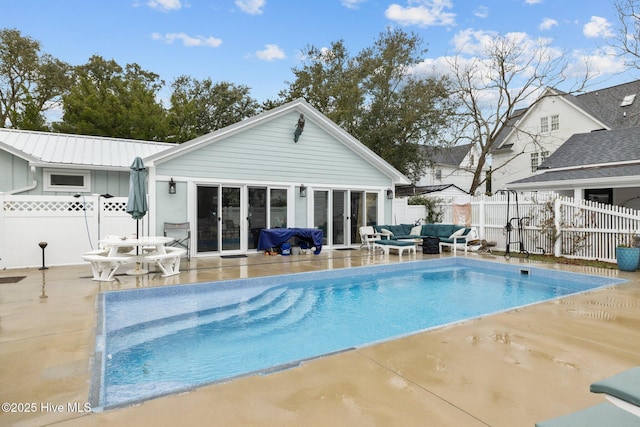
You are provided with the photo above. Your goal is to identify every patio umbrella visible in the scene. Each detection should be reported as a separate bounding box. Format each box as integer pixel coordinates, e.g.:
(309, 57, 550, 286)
(127, 157, 148, 223)
(126, 157, 148, 275)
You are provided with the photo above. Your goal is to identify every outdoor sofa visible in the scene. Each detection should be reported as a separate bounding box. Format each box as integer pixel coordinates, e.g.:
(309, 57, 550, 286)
(373, 223, 479, 255)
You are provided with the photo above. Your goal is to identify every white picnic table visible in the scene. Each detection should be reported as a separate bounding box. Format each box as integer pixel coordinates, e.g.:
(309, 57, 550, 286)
(83, 236, 186, 281)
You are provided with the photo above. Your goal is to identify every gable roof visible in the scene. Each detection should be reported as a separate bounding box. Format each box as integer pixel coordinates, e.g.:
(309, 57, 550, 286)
(538, 127, 640, 169)
(0, 128, 174, 170)
(492, 79, 640, 151)
(507, 126, 640, 188)
(422, 144, 473, 167)
(146, 98, 410, 185)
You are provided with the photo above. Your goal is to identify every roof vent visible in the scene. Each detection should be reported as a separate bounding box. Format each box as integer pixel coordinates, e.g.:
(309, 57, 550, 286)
(621, 94, 636, 107)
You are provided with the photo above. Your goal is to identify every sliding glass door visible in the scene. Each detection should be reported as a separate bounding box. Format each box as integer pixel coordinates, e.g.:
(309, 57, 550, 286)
(197, 185, 241, 253)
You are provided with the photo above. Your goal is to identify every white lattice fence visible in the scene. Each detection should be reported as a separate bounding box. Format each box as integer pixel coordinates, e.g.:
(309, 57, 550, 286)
(0, 195, 134, 269)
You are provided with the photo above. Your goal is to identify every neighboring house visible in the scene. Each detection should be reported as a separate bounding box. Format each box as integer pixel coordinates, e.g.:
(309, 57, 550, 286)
(491, 79, 640, 194)
(413, 143, 483, 193)
(506, 126, 640, 210)
(0, 98, 410, 264)
(395, 184, 469, 200)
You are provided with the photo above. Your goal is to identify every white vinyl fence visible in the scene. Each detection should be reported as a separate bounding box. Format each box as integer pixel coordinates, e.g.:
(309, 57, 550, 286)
(3, 192, 640, 269)
(0, 195, 143, 269)
(394, 192, 640, 263)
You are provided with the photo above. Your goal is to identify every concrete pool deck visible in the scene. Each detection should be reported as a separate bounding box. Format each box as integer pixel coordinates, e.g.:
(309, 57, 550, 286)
(1, 250, 639, 426)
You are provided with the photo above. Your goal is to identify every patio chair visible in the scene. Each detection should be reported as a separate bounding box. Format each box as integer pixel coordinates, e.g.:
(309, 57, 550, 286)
(590, 367, 640, 417)
(535, 402, 640, 427)
(163, 222, 191, 260)
(359, 226, 381, 251)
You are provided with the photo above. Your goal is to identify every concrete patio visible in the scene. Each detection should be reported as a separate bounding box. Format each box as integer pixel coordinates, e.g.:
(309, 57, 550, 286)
(1, 249, 639, 426)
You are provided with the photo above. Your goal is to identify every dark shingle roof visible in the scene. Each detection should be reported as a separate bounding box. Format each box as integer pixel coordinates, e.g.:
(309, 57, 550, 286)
(538, 127, 640, 169)
(572, 80, 640, 129)
(492, 80, 640, 152)
(422, 144, 473, 166)
(509, 163, 640, 185)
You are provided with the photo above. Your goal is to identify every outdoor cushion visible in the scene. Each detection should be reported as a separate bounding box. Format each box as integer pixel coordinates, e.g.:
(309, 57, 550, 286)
(535, 402, 640, 427)
(374, 239, 414, 247)
(590, 367, 640, 406)
(386, 225, 405, 236)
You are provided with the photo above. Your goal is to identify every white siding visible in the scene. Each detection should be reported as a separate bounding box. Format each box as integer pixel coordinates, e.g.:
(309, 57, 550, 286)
(156, 111, 392, 186)
(492, 96, 605, 191)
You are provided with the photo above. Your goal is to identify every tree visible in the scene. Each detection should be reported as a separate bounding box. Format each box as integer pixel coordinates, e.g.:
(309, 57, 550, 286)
(54, 55, 169, 140)
(613, 0, 640, 68)
(0, 28, 72, 130)
(168, 76, 259, 142)
(446, 33, 590, 194)
(280, 29, 456, 182)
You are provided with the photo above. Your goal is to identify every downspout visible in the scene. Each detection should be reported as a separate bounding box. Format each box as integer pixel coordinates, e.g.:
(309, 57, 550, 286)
(4, 165, 37, 195)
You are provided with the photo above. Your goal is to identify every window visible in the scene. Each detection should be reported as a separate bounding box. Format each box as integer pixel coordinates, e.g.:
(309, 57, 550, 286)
(530, 152, 539, 172)
(435, 169, 442, 180)
(269, 188, 288, 228)
(541, 150, 550, 162)
(551, 114, 559, 131)
(540, 117, 549, 133)
(44, 169, 91, 192)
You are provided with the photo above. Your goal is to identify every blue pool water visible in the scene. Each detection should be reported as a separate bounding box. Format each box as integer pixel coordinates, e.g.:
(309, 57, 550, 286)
(93, 258, 624, 409)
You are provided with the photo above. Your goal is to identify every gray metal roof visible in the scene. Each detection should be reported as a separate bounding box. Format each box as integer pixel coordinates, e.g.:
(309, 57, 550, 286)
(0, 128, 174, 169)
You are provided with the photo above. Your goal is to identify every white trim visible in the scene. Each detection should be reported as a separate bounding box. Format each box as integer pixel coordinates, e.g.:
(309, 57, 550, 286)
(43, 168, 91, 193)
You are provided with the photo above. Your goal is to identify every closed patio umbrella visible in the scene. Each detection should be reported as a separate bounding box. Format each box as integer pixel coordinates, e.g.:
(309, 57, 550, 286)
(126, 157, 148, 275)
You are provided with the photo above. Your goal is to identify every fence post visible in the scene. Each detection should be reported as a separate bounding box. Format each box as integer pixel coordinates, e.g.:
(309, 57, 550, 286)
(554, 197, 562, 257)
(479, 196, 486, 239)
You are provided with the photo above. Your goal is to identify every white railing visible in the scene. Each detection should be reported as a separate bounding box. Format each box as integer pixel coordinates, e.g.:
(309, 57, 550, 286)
(0, 195, 139, 269)
(394, 192, 640, 263)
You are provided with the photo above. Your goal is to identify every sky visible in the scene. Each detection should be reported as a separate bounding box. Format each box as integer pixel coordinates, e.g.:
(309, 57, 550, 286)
(1, 0, 634, 104)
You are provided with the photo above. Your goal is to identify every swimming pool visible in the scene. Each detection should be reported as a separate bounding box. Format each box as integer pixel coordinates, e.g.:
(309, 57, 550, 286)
(91, 258, 625, 409)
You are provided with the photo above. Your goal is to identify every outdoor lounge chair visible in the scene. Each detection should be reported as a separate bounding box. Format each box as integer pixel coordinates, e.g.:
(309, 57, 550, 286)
(535, 402, 640, 427)
(373, 239, 416, 256)
(536, 367, 640, 426)
(359, 226, 381, 251)
(590, 367, 640, 417)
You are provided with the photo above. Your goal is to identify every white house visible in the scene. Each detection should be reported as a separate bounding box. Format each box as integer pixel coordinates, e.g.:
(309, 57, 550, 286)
(413, 143, 482, 193)
(506, 126, 640, 209)
(491, 79, 640, 198)
(0, 99, 410, 267)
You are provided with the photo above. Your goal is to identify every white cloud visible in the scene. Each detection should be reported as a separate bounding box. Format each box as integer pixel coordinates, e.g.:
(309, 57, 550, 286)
(474, 6, 489, 19)
(255, 44, 286, 61)
(235, 0, 266, 15)
(539, 18, 558, 31)
(385, 0, 455, 27)
(525, 0, 541, 4)
(583, 16, 613, 38)
(341, 0, 366, 9)
(151, 32, 223, 47)
(147, 0, 182, 12)
(567, 47, 627, 78)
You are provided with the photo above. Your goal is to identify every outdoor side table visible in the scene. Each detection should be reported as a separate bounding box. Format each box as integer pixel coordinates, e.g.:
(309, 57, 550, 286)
(422, 236, 440, 254)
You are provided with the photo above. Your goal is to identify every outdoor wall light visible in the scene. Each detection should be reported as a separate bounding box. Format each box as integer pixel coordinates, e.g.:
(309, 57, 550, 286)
(300, 184, 307, 198)
(386, 188, 394, 199)
(169, 178, 176, 195)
